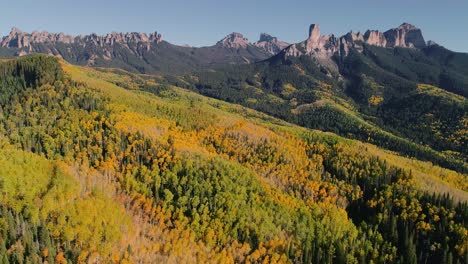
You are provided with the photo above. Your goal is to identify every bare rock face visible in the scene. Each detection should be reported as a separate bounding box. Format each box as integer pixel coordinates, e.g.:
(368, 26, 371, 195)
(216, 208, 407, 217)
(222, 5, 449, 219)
(81, 31, 162, 48)
(285, 23, 338, 55)
(1, 27, 76, 49)
(307, 24, 321, 51)
(343, 32, 364, 42)
(384, 23, 426, 48)
(1, 27, 26, 48)
(216, 32, 250, 49)
(0, 27, 163, 51)
(280, 22, 428, 72)
(254, 33, 289, 55)
(283, 24, 341, 71)
(340, 32, 365, 55)
(0, 23, 429, 74)
(0, 27, 164, 66)
(364, 30, 387, 47)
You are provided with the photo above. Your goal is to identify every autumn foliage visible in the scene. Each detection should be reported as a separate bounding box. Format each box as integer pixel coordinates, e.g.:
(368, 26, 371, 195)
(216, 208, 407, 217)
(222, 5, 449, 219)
(0, 55, 466, 263)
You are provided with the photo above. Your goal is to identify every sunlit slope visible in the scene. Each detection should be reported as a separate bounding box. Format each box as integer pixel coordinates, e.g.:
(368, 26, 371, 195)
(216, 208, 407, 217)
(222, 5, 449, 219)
(187, 56, 468, 174)
(63, 62, 467, 202)
(1, 56, 466, 263)
(0, 146, 137, 263)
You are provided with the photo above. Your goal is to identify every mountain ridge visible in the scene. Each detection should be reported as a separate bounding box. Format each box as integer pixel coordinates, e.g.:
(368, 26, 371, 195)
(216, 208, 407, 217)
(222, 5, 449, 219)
(0, 22, 434, 52)
(0, 22, 458, 75)
(278, 22, 428, 71)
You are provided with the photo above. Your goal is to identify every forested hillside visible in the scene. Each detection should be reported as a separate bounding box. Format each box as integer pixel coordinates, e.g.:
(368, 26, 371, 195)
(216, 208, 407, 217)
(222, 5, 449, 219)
(182, 45, 468, 174)
(0, 55, 466, 263)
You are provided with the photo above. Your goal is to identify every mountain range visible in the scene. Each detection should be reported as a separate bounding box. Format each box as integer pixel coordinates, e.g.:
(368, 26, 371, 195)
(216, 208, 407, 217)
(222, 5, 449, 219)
(1, 22, 465, 170)
(0, 23, 440, 74)
(0, 21, 467, 263)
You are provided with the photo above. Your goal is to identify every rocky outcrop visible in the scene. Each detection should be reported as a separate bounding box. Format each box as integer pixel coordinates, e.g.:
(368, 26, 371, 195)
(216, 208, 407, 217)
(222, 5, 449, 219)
(361, 23, 427, 48)
(281, 24, 341, 70)
(0, 23, 429, 74)
(0, 27, 165, 66)
(306, 24, 321, 51)
(254, 33, 289, 55)
(364, 30, 387, 47)
(343, 32, 364, 42)
(0, 27, 163, 50)
(216, 32, 289, 55)
(279, 22, 428, 71)
(384, 23, 426, 48)
(216, 32, 250, 49)
(339, 32, 365, 55)
(0, 27, 271, 73)
(1, 27, 30, 49)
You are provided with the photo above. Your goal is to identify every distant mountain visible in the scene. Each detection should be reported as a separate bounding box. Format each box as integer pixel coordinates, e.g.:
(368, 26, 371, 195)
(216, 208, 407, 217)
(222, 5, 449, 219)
(254, 33, 290, 55)
(216, 32, 250, 49)
(182, 23, 468, 173)
(266, 23, 467, 96)
(0, 27, 164, 50)
(0, 28, 270, 74)
(196, 32, 271, 64)
(274, 23, 428, 71)
(1, 23, 461, 76)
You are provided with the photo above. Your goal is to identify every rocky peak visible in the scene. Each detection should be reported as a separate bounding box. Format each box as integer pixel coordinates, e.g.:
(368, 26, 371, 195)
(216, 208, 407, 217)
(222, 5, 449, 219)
(216, 32, 250, 49)
(307, 24, 321, 48)
(364, 30, 387, 47)
(258, 33, 275, 42)
(343, 31, 364, 42)
(281, 22, 429, 73)
(339, 32, 365, 55)
(1, 28, 163, 49)
(304, 24, 338, 54)
(254, 33, 289, 55)
(398, 23, 418, 31)
(384, 23, 426, 48)
(1, 27, 26, 48)
(10, 27, 23, 35)
(282, 23, 341, 71)
(29, 31, 75, 44)
(83, 31, 162, 46)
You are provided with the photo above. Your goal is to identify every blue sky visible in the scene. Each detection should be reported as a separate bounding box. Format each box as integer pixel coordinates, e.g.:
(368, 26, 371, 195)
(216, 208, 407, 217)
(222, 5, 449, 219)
(1, 0, 467, 52)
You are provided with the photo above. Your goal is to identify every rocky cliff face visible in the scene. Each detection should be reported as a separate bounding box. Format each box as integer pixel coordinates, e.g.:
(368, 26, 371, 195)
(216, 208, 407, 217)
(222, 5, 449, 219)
(384, 23, 426, 48)
(0, 27, 76, 49)
(282, 23, 341, 70)
(254, 33, 289, 55)
(0, 27, 163, 62)
(0, 27, 271, 73)
(0, 23, 430, 74)
(364, 30, 387, 47)
(216, 32, 250, 49)
(306, 24, 322, 51)
(0, 27, 163, 50)
(280, 23, 428, 71)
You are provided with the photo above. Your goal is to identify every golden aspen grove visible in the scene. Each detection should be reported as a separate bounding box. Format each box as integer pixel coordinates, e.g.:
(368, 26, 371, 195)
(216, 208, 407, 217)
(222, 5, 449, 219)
(0, 55, 466, 264)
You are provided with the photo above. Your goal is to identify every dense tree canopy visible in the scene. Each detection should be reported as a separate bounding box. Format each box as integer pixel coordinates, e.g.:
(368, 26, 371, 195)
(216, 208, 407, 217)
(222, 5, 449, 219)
(0, 55, 466, 263)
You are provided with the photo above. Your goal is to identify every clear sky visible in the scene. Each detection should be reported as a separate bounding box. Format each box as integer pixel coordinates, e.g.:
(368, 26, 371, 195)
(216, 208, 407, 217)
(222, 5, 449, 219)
(1, 0, 467, 52)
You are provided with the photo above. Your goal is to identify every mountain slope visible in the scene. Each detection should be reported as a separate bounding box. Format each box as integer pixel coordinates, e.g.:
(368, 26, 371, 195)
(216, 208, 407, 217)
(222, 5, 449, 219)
(0, 55, 466, 263)
(0, 28, 271, 74)
(183, 23, 467, 174)
(254, 33, 290, 55)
